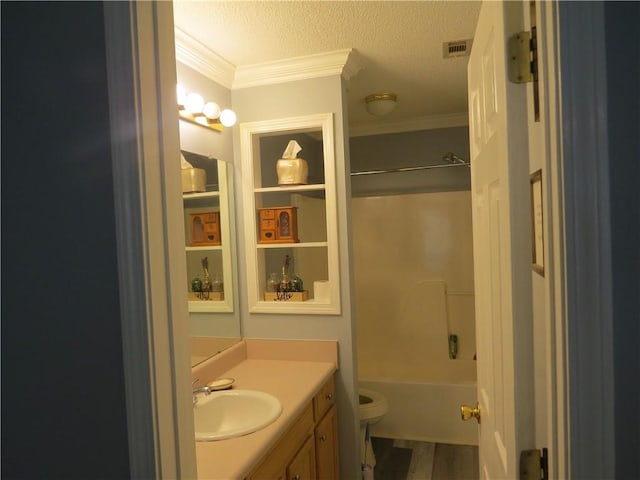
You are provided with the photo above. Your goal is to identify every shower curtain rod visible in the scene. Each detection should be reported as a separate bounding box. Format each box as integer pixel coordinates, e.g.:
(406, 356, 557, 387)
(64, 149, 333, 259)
(350, 161, 470, 177)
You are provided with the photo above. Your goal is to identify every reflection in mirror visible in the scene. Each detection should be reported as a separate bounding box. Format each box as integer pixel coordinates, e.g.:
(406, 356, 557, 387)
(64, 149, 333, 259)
(182, 152, 228, 310)
(183, 156, 240, 367)
(178, 119, 240, 367)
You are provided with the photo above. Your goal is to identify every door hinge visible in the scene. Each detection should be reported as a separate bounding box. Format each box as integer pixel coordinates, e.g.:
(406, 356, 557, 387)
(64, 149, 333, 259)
(508, 29, 538, 84)
(519, 447, 548, 480)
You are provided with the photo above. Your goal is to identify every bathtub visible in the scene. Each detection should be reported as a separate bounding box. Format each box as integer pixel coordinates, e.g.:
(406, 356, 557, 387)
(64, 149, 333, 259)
(359, 379, 478, 446)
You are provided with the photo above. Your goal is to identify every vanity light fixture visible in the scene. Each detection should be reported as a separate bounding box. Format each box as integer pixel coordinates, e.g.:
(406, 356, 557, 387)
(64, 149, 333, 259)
(219, 109, 237, 127)
(365, 92, 398, 116)
(177, 84, 237, 131)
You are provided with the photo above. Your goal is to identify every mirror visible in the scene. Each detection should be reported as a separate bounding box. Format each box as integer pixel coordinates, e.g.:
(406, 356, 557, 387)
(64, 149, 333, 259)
(178, 119, 241, 367)
(182, 153, 233, 313)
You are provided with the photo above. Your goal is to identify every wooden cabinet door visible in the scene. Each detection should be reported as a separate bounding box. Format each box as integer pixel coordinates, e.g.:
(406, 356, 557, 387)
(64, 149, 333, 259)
(313, 377, 335, 421)
(287, 435, 316, 480)
(315, 406, 339, 480)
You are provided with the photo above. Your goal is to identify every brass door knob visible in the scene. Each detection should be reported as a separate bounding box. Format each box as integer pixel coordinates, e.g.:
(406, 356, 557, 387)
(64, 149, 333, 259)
(460, 403, 481, 423)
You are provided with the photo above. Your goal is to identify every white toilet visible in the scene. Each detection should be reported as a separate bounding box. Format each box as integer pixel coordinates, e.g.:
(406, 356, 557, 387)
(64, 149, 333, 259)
(358, 387, 389, 475)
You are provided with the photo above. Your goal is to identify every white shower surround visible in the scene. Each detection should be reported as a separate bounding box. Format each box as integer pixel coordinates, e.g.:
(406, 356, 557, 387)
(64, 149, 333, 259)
(353, 191, 478, 444)
(360, 378, 478, 446)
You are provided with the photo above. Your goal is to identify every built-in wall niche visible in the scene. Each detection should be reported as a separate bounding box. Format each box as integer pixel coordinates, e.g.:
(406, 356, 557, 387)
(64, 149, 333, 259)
(240, 113, 341, 315)
(181, 150, 235, 314)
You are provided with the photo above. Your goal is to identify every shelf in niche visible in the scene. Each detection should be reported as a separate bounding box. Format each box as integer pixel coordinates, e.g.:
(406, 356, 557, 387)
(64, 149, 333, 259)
(257, 241, 328, 249)
(186, 245, 223, 252)
(183, 191, 220, 199)
(183, 192, 221, 210)
(251, 299, 338, 315)
(254, 184, 325, 193)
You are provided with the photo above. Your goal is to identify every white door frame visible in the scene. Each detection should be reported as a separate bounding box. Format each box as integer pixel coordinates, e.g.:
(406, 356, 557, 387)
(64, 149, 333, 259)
(526, 2, 614, 477)
(530, 2, 569, 477)
(555, 2, 615, 478)
(104, 2, 197, 478)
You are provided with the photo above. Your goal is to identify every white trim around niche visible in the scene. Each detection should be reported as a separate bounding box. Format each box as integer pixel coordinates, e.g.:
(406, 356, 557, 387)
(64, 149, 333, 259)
(240, 113, 342, 315)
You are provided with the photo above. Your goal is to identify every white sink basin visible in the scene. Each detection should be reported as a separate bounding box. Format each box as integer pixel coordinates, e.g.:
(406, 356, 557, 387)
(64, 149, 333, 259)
(194, 389, 282, 441)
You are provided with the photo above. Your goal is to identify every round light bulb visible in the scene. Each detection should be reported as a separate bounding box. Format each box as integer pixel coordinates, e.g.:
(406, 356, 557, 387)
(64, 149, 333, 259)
(176, 84, 187, 106)
(219, 109, 237, 127)
(184, 92, 205, 114)
(203, 102, 220, 119)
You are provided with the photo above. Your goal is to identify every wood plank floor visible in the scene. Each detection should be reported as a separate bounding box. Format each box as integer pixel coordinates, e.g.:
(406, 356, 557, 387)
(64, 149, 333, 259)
(370, 437, 478, 480)
(431, 443, 479, 480)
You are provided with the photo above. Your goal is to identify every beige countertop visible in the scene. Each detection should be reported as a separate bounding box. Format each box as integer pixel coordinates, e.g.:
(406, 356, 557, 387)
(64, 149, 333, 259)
(190, 337, 241, 367)
(192, 339, 338, 480)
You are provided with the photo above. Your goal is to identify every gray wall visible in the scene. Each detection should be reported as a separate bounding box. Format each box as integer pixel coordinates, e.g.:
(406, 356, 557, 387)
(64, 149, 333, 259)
(177, 62, 235, 164)
(1, 3, 130, 477)
(232, 75, 361, 479)
(605, 3, 640, 479)
(350, 126, 471, 196)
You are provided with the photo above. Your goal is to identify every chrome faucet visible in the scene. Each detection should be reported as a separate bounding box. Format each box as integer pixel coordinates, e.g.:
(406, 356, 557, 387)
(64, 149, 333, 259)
(192, 379, 212, 405)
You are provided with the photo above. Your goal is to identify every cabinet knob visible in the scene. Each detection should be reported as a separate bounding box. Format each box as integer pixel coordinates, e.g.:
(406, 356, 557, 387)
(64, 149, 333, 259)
(326, 392, 333, 401)
(320, 434, 327, 442)
(293, 475, 301, 480)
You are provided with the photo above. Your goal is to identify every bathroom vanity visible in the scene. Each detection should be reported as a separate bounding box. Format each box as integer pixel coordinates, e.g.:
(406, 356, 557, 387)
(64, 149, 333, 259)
(192, 339, 339, 479)
(247, 376, 338, 480)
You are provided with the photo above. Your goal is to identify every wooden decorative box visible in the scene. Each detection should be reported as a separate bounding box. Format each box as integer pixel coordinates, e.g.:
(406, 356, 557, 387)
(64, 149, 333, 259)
(190, 211, 221, 246)
(264, 291, 309, 302)
(258, 207, 299, 244)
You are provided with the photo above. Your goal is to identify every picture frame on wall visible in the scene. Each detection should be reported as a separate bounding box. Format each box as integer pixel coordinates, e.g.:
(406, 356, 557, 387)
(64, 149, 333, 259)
(530, 169, 544, 276)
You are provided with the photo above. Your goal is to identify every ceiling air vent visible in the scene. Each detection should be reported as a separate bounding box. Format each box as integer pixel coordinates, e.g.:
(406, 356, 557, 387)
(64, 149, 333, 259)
(443, 39, 473, 59)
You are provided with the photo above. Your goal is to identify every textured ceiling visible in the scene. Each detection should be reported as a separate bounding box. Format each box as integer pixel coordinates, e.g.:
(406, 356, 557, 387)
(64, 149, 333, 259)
(173, 1, 481, 133)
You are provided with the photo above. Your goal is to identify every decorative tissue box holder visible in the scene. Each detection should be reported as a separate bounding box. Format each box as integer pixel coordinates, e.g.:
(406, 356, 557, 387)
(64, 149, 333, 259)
(182, 168, 206, 193)
(264, 291, 309, 302)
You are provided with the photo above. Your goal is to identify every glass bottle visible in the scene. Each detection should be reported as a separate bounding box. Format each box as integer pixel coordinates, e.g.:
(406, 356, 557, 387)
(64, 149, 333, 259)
(211, 273, 223, 292)
(291, 274, 303, 292)
(191, 275, 202, 293)
(280, 254, 292, 291)
(267, 273, 279, 292)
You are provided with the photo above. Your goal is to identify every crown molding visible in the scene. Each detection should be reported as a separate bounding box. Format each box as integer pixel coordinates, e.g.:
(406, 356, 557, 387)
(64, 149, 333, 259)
(174, 27, 235, 89)
(171, 33, 464, 138)
(233, 49, 362, 89)
(349, 112, 469, 137)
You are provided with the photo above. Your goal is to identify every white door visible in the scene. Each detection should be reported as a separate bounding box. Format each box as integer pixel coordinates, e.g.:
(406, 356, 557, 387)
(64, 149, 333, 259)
(466, 1, 535, 478)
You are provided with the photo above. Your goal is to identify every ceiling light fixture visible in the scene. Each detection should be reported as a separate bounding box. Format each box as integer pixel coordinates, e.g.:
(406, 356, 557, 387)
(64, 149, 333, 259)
(177, 84, 237, 131)
(365, 92, 398, 116)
